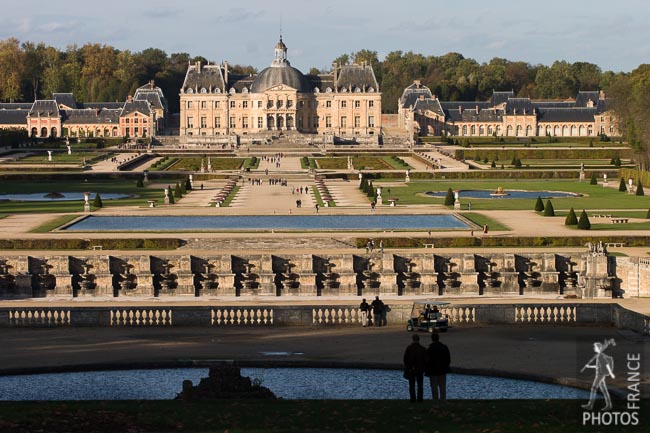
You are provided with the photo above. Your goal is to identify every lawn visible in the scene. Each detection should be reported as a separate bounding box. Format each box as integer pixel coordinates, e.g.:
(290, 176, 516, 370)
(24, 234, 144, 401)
(375, 179, 650, 210)
(6, 151, 108, 164)
(0, 399, 646, 433)
(0, 179, 179, 213)
(166, 157, 246, 171)
(460, 212, 510, 231)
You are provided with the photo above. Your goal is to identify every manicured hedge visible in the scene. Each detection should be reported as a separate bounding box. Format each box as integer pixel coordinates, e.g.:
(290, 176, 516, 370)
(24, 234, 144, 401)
(326, 170, 619, 181)
(455, 148, 631, 160)
(0, 238, 183, 250)
(355, 236, 650, 248)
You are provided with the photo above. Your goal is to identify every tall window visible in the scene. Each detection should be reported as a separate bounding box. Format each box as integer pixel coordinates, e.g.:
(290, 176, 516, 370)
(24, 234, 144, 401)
(368, 116, 374, 127)
(243, 101, 248, 109)
(369, 100, 374, 108)
(215, 101, 220, 109)
(258, 117, 264, 128)
(341, 101, 347, 108)
(354, 116, 360, 127)
(313, 116, 319, 128)
(242, 117, 249, 128)
(325, 116, 332, 127)
(354, 100, 360, 109)
(229, 117, 236, 128)
(187, 101, 193, 109)
(200, 117, 207, 128)
(341, 116, 347, 127)
(187, 117, 194, 128)
(326, 101, 332, 108)
(201, 101, 206, 109)
(257, 100, 262, 108)
(214, 117, 221, 128)
(230, 101, 235, 108)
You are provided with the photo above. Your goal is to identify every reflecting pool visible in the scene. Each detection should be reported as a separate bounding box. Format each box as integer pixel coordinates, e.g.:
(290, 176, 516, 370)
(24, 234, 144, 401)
(0, 192, 129, 201)
(426, 190, 579, 199)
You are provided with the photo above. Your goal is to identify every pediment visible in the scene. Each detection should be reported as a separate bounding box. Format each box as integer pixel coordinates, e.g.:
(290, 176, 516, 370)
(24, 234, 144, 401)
(266, 84, 298, 92)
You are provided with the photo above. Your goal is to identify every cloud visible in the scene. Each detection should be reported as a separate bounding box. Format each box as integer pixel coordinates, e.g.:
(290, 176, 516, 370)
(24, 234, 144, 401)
(38, 21, 72, 33)
(214, 8, 264, 24)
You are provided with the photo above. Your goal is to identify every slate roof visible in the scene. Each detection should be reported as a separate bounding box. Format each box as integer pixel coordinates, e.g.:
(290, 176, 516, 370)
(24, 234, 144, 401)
(0, 108, 29, 124)
(537, 108, 597, 123)
(134, 82, 168, 111)
(574, 91, 601, 107)
(182, 64, 226, 93)
(250, 65, 310, 93)
(399, 82, 433, 109)
(490, 91, 515, 106)
(120, 101, 152, 117)
(413, 98, 444, 117)
(28, 100, 59, 117)
(445, 108, 502, 123)
(336, 64, 378, 92)
(53, 93, 77, 109)
(230, 74, 255, 93)
(62, 109, 121, 125)
(504, 98, 535, 114)
(0, 103, 33, 110)
(78, 102, 124, 110)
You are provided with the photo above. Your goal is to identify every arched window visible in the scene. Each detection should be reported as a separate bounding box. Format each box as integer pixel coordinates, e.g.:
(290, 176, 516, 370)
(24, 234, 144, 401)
(277, 115, 284, 129)
(471, 125, 476, 135)
(562, 125, 568, 137)
(479, 125, 485, 135)
(571, 125, 577, 136)
(50, 127, 57, 138)
(41, 127, 48, 137)
(187, 88, 194, 94)
(31, 127, 37, 137)
(526, 125, 532, 136)
(516, 125, 522, 136)
(462, 125, 467, 135)
(267, 116, 275, 129)
(579, 125, 586, 136)
(487, 126, 493, 135)
(496, 125, 502, 136)
(287, 115, 294, 128)
(546, 125, 552, 136)
(506, 125, 513, 136)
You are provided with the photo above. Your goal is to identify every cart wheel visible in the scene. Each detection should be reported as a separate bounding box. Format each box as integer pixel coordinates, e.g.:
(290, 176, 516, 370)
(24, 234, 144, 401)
(406, 324, 414, 332)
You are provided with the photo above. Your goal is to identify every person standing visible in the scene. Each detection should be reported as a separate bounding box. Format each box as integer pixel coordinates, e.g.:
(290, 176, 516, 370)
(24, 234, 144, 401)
(403, 334, 428, 402)
(371, 296, 384, 327)
(379, 240, 384, 253)
(425, 333, 451, 401)
(359, 298, 370, 327)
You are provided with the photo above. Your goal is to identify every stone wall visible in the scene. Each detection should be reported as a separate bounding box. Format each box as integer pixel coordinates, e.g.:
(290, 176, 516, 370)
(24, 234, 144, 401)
(0, 251, 618, 299)
(1, 303, 648, 336)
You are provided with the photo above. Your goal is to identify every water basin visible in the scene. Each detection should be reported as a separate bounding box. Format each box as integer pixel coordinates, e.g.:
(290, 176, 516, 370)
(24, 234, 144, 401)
(0, 192, 130, 202)
(61, 214, 471, 231)
(426, 189, 580, 199)
(0, 368, 590, 400)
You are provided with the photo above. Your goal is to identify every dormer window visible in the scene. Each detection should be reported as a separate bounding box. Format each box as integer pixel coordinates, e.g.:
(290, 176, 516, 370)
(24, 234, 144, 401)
(242, 87, 249, 94)
(187, 88, 194, 94)
(215, 88, 221, 94)
(200, 88, 207, 94)
(326, 87, 332, 93)
(229, 88, 236, 94)
(368, 87, 375, 93)
(355, 87, 361, 93)
(314, 87, 320, 93)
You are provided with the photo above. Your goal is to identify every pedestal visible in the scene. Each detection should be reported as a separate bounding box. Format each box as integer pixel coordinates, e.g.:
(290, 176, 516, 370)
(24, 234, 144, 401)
(84, 203, 91, 212)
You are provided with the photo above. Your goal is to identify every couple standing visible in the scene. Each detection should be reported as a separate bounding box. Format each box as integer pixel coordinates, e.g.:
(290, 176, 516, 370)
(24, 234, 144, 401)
(403, 333, 451, 402)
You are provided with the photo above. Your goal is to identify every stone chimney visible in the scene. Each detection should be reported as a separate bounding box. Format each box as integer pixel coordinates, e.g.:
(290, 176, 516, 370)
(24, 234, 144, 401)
(475, 105, 479, 114)
(197, 61, 202, 74)
(224, 61, 229, 85)
(458, 105, 462, 114)
(599, 90, 606, 100)
(127, 95, 133, 103)
(332, 62, 338, 86)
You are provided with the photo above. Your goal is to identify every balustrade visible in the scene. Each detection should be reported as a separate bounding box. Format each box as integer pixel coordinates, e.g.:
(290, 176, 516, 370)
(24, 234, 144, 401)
(312, 307, 361, 324)
(9, 309, 70, 326)
(110, 309, 172, 326)
(211, 308, 273, 325)
(514, 305, 576, 323)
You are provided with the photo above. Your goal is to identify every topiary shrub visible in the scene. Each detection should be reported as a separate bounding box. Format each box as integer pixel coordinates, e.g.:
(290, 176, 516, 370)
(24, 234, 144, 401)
(180, 179, 187, 194)
(92, 193, 103, 209)
(636, 179, 645, 196)
(565, 207, 578, 225)
(534, 196, 545, 212)
(590, 172, 597, 185)
(577, 210, 591, 230)
(136, 177, 144, 188)
(544, 200, 555, 217)
(185, 177, 192, 191)
(167, 186, 175, 204)
(619, 177, 627, 192)
(174, 182, 182, 199)
(491, 161, 496, 168)
(444, 188, 455, 206)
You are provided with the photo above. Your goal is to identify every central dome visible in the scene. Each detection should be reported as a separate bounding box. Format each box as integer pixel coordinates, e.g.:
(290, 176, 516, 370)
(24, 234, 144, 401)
(251, 65, 311, 93)
(250, 36, 311, 93)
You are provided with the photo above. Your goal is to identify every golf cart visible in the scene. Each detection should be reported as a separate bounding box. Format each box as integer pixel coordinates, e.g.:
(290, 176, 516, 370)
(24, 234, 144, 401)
(406, 300, 450, 332)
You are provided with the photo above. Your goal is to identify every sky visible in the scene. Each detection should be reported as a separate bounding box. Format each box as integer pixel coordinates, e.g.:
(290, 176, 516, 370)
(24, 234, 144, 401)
(1, 0, 648, 73)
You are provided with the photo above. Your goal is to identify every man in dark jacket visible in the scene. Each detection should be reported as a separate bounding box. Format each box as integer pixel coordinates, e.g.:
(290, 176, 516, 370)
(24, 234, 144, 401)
(403, 334, 427, 402)
(371, 296, 384, 327)
(359, 298, 369, 327)
(425, 333, 451, 401)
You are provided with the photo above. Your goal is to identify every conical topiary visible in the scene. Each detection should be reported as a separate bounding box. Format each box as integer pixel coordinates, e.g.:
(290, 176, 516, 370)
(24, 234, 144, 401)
(590, 172, 597, 185)
(534, 196, 545, 212)
(92, 193, 103, 209)
(180, 179, 187, 194)
(174, 182, 182, 199)
(636, 179, 645, 196)
(444, 188, 455, 206)
(167, 187, 175, 204)
(136, 176, 144, 188)
(185, 177, 192, 191)
(619, 177, 627, 192)
(565, 207, 578, 225)
(577, 210, 591, 230)
(544, 200, 555, 216)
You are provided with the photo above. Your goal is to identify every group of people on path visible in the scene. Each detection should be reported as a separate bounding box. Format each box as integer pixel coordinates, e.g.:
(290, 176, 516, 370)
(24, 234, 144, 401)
(365, 240, 384, 254)
(358, 296, 386, 327)
(403, 333, 451, 402)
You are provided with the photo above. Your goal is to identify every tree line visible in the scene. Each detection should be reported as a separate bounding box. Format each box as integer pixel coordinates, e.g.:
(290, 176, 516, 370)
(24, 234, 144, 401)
(1, 38, 649, 166)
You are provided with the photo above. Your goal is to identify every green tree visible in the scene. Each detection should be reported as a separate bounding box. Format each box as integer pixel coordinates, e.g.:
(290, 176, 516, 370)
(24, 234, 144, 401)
(565, 208, 578, 225)
(185, 177, 192, 191)
(543, 200, 555, 217)
(136, 177, 144, 188)
(636, 179, 645, 196)
(577, 210, 591, 230)
(174, 182, 182, 199)
(444, 188, 455, 206)
(167, 186, 174, 204)
(534, 196, 545, 212)
(619, 177, 627, 192)
(92, 193, 103, 208)
(590, 172, 598, 185)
